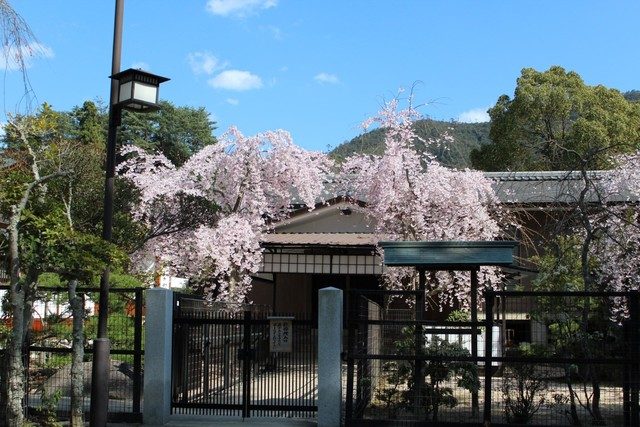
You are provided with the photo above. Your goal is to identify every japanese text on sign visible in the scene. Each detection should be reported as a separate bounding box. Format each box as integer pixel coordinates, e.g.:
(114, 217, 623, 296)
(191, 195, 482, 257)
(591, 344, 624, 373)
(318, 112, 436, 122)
(268, 317, 293, 353)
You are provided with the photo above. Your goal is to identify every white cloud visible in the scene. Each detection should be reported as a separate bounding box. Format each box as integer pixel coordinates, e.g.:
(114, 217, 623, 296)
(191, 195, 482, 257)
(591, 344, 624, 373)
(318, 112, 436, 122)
(208, 69, 263, 91)
(314, 72, 339, 85)
(187, 51, 224, 75)
(0, 42, 54, 71)
(130, 61, 150, 71)
(226, 98, 239, 105)
(206, 0, 277, 17)
(265, 25, 283, 40)
(457, 108, 490, 123)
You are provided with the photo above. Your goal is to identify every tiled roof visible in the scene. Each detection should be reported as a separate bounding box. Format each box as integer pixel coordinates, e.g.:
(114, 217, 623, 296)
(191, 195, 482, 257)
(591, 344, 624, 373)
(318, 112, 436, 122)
(486, 170, 633, 204)
(303, 171, 628, 206)
(262, 232, 377, 246)
(484, 170, 605, 182)
(268, 170, 630, 248)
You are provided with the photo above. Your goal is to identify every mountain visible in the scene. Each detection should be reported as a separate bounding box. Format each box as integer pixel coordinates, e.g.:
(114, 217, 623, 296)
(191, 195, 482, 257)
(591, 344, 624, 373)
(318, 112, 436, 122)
(330, 90, 638, 168)
(624, 90, 640, 102)
(329, 119, 491, 169)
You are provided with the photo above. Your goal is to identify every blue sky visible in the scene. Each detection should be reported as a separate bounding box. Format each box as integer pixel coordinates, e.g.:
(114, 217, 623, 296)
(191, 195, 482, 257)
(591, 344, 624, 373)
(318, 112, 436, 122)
(4, 0, 640, 152)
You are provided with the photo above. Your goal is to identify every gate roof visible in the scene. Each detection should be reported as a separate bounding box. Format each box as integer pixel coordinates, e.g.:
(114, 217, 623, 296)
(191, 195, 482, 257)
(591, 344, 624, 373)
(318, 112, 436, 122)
(379, 240, 517, 269)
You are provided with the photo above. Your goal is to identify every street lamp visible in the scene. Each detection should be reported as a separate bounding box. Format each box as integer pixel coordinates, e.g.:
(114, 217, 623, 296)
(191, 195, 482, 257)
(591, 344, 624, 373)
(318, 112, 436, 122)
(111, 68, 170, 112)
(90, 2, 169, 426)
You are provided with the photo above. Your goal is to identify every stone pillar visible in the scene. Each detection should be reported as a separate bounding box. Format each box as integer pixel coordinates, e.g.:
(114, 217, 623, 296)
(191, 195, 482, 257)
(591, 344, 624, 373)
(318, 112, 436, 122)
(143, 288, 174, 425)
(318, 287, 343, 427)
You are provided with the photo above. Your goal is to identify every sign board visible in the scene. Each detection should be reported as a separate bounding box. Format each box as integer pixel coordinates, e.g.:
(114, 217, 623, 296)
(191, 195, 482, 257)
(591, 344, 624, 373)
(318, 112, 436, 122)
(268, 316, 294, 353)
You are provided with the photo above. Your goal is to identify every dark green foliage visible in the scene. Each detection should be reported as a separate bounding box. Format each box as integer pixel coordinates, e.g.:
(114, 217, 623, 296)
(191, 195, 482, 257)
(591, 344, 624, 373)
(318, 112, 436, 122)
(3, 103, 73, 151)
(33, 388, 62, 427)
(471, 66, 640, 171)
(502, 343, 550, 424)
(30, 272, 144, 351)
(119, 100, 217, 166)
(70, 100, 108, 145)
(376, 327, 479, 421)
(531, 236, 622, 426)
(330, 119, 491, 169)
(19, 208, 126, 282)
(531, 235, 585, 294)
(85, 312, 137, 352)
(138, 191, 219, 244)
(376, 361, 412, 419)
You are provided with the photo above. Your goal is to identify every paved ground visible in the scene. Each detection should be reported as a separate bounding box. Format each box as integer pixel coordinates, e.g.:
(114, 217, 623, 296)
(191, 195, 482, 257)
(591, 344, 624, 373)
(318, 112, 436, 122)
(107, 415, 317, 427)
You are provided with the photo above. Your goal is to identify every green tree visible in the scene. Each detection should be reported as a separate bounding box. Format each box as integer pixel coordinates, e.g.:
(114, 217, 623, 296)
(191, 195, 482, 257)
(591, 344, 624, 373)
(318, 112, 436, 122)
(471, 66, 640, 171)
(0, 108, 75, 426)
(21, 209, 124, 426)
(1, 103, 132, 427)
(118, 100, 217, 166)
(1, 98, 216, 425)
(377, 327, 479, 422)
(70, 100, 107, 145)
(532, 236, 617, 426)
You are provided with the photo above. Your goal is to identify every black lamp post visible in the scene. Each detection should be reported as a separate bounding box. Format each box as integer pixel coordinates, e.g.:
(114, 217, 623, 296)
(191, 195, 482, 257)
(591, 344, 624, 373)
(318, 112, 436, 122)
(89, 2, 168, 426)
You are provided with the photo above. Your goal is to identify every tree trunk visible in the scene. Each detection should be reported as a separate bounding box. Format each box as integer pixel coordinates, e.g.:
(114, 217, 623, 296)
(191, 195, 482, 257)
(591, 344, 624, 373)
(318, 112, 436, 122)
(566, 373, 582, 426)
(6, 267, 37, 427)
(3, 124, 68, 426)
(68, 279, 85, 427)
(6, 207, 26, 427)
(591, 379, 605, 425)
(6, 285, 25, 427)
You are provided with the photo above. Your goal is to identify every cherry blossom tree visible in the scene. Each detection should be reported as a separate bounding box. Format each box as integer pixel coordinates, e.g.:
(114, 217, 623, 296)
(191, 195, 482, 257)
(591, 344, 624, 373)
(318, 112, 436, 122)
(119, 126, 332, 303)
(340, 98, 511, 310)
(528, 155, 640, 425)
(590, 153, 640, 319)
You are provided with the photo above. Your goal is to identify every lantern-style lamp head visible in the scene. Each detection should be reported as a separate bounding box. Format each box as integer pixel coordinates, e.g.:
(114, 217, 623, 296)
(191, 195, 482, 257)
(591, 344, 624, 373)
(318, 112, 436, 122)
(110, 68, 169, 112)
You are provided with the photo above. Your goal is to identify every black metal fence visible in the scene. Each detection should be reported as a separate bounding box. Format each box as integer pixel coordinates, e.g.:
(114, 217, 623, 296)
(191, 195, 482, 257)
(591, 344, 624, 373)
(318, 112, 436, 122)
(171, 294, 317, 418)
(0, 260, 8, 282)
(0, 285, 144, 424)
(345, 289, 640, 427)
(484, 290, 639, 427)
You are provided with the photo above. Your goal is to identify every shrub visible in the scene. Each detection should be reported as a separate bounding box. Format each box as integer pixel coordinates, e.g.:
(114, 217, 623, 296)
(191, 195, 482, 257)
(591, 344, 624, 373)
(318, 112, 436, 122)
(502, 343, 549, 424)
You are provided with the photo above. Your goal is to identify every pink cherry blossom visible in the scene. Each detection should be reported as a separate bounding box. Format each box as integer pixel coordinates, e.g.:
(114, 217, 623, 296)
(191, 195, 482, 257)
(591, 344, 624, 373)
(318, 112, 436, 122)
(341, 99, 509, 310)
(592, 152, 640, 319)
(119, 127, 333, 302)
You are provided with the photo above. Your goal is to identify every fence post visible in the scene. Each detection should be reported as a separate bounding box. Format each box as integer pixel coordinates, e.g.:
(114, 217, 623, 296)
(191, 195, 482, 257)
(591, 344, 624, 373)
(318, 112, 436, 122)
(318, 287, 343, 427)
(484, 290, 494, 426)
(345, 290, 356, 422)
(630, 291, 640, 427)
(414, 269, 426, 414)
(242, 310, 252, 419)
(471, 268, 479, 416)
(624, 321, 631, 427)
(143, 287, 174, 425)
(133, 287, 143, 413)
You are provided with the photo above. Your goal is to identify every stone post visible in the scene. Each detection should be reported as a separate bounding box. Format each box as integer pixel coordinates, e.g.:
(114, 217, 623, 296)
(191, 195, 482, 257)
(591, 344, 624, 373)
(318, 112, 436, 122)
(318, 287, 343, 427)
(143, 288, 174, 425)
